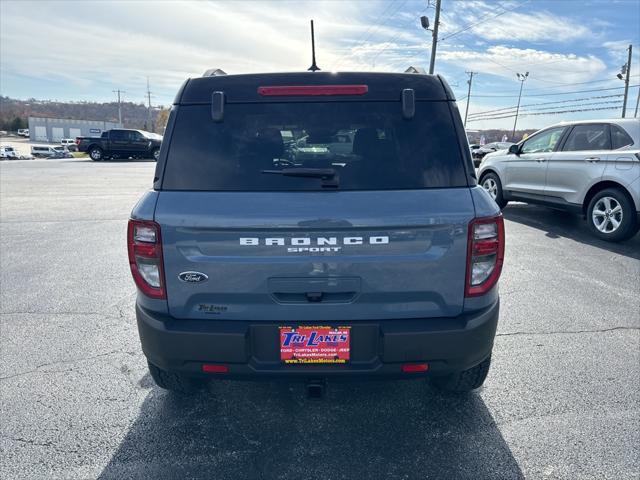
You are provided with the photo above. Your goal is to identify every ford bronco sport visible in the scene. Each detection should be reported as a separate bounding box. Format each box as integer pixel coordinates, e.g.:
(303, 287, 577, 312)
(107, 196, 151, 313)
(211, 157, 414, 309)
(128, 72, 504, 394)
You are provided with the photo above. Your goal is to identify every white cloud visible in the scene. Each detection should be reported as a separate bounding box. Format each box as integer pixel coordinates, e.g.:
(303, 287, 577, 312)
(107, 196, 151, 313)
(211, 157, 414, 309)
(472, 11, 590, 42)
(0, 1, 383, 103)
(439, 46, 607, 84)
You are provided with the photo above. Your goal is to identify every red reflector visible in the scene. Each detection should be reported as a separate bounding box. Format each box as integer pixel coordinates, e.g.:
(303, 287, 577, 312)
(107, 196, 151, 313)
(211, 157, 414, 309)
(402, 363, 429, 373)
(202, 364, 229, 373)
(257, 85, 368, 96)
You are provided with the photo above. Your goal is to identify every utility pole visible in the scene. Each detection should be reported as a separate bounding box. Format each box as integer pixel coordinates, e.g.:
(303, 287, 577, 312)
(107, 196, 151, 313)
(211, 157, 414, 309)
(463, 71, 476, 127)
(146, 77, 153, 132)
(428, 0, 441, 74)
(634, 86, 639, 118)
(112, 89, 125, 125)
(512, 71, 529, 141)
(621, 44, 632, 118)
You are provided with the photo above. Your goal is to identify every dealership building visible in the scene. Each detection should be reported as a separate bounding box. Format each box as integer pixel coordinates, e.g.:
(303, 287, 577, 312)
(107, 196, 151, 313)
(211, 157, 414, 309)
(28, 117, 123, 143)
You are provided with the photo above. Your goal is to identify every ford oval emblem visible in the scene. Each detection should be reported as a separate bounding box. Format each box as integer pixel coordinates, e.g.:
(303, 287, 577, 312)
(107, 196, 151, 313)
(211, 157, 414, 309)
(178, 271, 208, 283)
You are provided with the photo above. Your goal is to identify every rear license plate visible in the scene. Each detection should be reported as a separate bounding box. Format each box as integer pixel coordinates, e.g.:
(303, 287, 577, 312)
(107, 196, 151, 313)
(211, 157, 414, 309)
(280, 326, 351, 364)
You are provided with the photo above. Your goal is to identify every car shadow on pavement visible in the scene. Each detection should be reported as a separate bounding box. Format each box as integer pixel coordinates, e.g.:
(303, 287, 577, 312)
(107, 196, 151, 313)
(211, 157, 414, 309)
(64, 158, 156, 163)
(98, 378, 523, 480)
(503, 203, 640, 260)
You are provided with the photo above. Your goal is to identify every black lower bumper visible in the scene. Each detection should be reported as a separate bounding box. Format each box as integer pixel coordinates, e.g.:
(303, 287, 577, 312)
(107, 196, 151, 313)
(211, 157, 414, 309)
(136, 301, 499, 380)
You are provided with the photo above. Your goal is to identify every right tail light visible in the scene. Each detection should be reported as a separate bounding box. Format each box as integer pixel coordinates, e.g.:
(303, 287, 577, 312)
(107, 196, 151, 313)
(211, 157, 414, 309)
(127, 219, 166, 299)
(465, 215, 505, 297)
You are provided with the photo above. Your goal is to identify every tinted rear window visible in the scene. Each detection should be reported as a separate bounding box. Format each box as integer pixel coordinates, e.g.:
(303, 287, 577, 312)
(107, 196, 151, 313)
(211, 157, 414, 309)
(162, 101, 467, 191)
(611, 124, 634, 149)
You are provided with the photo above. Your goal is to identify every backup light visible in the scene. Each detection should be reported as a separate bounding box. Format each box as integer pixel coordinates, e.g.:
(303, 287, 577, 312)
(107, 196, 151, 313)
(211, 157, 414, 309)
(465, 215, 505, 297)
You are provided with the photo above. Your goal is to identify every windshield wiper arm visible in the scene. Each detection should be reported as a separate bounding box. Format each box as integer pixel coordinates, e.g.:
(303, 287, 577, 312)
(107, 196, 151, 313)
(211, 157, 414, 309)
(261, 168, 339, 187)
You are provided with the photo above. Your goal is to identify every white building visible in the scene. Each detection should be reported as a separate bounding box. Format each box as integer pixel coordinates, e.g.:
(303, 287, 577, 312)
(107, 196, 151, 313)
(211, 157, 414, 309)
(28, 117, 123, 143)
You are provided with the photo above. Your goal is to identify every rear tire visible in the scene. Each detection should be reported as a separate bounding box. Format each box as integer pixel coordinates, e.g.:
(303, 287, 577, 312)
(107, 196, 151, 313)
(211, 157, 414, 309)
(480, 173, 507, 209)
(586, 188, 638, 242)
(89, 147, 103, 161)
(151, 148, 160, 161)
(147, 362, 206, 394)
(431, 356, 491, 392)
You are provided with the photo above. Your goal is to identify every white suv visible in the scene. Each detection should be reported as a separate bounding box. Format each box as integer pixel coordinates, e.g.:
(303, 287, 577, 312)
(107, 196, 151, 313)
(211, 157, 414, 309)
(478, 119, 640, 242)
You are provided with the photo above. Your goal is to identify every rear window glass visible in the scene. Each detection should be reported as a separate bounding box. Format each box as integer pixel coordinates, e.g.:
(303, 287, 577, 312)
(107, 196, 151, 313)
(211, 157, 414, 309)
(562, 124, 610, 151)
(611, 124, 634, 149)
(162, 101, 467, 191)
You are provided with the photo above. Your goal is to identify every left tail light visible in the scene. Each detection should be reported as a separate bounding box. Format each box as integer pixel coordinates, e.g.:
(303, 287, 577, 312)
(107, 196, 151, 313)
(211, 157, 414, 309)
(465, 215, 505, 297)
(127, 219, 166, 299)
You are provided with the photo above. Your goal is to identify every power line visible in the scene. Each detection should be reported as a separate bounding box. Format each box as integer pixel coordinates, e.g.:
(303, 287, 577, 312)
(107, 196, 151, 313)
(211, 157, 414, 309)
(331, 0, 402, 69)
(467, 94, 625, 118)
(369, 6, 429, 66)
(470, 84, 639, 98)
(469, 99, 626, 121)
(452, 74, 640, 99)
(332, 0, 409, 70)
(438, 0, 530, 43)
(524, 74, 640, 89)
(467, 104, 623, 122)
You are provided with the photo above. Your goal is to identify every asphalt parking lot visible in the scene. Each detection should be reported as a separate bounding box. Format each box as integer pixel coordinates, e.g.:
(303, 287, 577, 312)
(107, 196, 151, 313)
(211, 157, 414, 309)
(1, 158, 638, 480)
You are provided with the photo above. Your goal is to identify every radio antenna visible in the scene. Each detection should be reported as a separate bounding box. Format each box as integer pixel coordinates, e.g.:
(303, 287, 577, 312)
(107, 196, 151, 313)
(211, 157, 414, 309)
(307, 20, 321, 71)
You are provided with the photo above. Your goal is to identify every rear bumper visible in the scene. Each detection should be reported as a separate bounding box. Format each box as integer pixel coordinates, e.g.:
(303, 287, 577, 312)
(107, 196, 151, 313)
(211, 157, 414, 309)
(136, 301, 499, 380)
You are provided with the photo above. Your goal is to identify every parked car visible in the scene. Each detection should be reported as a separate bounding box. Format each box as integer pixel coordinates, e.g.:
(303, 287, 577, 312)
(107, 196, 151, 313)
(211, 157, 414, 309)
(60, 138, 78, 152)
(473, 142, 515, 166)
(128, 71, 504, 395)
(469, 143, 481, 159)
(0, 145, 18, 159)
(52, 146, 74, 158)
(17, 129, 29, 137)
(76, 129, 162, 161)
(478, 119, 640, 242)
(31, 145, 59, 158)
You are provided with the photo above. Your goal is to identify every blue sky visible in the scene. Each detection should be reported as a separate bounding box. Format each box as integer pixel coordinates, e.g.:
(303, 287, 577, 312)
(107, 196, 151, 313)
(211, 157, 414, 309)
(1, 0, 638, 129)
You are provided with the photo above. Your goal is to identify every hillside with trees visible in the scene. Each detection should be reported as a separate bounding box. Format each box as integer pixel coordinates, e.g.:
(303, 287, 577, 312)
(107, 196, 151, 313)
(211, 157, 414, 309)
(0, 96, 170, 133)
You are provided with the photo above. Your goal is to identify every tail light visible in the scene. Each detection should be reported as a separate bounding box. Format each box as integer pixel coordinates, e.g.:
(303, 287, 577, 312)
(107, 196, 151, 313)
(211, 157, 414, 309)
(75, 138, 80, 145)
(465, 215, 505, 297)
(127, 219, 166, 299)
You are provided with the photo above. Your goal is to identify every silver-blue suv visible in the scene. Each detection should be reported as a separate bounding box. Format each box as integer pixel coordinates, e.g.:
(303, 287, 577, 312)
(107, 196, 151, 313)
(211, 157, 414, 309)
(128, 72, 505, 394)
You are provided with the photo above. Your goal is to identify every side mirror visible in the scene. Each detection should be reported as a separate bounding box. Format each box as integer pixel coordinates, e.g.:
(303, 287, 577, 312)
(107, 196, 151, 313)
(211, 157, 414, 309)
(508, 144, 520, 155)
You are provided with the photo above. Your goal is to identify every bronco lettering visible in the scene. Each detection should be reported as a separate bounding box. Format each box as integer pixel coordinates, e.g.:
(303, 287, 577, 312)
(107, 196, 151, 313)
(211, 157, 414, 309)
(240, 236, 389, 246)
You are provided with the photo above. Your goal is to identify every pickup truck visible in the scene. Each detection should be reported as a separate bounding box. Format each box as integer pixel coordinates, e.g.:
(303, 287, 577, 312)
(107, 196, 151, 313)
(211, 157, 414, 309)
(76, 129, 162, 161)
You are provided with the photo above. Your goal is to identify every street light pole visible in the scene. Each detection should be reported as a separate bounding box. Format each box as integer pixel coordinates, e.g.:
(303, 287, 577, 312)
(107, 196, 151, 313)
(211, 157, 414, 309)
(463, 71, 476, 127)
(512, 72, 529, 141)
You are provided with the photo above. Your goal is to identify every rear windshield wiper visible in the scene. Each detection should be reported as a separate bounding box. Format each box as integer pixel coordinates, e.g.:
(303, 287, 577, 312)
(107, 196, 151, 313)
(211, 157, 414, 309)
(261, 168, 339, 188)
